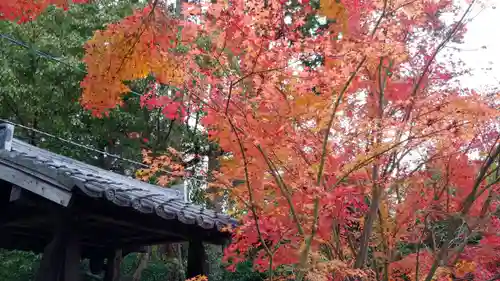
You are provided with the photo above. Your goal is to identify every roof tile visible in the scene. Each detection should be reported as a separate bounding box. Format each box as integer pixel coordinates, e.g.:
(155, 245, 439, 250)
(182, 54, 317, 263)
(0, 139, 238, 233)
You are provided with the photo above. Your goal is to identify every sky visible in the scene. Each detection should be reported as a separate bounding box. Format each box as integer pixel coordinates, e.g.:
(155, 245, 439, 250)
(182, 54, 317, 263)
(452, 1, 499, 90)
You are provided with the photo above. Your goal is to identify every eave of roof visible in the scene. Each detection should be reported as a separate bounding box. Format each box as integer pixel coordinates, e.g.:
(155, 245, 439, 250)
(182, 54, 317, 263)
(0, 138, 237, 232)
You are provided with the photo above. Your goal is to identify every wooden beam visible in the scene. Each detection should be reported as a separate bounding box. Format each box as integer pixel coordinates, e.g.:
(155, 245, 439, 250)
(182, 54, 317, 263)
(0, 163, 72, 206)
(74, 196, 231, 245)
(0, 215, 49, 227)
(9, 185, 21, 202)
(82, 213, 185, 239)
(120, 235, 184, 245)
(186, 240, 208, 279)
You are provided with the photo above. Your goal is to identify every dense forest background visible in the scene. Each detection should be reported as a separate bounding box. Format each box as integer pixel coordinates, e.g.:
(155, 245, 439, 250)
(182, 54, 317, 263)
(0, 247, 263, 281)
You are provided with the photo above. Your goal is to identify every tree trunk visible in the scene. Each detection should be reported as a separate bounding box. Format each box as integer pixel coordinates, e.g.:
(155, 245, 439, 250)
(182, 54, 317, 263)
(159, 243, 185, 281)
(104, 250, 122, 281)
(132, 247, 151, 281)
(208, 152, 224, 213)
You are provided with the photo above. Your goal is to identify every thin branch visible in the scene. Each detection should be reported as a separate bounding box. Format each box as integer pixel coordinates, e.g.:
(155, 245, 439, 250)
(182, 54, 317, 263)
(415, 214, 430, 281)
(297, 195, 320, 280)
(317, 57, 366, 187)
(403, 0, 476, 122)
(423, 134, 496, 281)
(333, 120, 471, 188)
(461, 139, 500, 213)
(226, 117, 274, 274)
(354, 56, 387, 269)
(256, 145, 305, 236)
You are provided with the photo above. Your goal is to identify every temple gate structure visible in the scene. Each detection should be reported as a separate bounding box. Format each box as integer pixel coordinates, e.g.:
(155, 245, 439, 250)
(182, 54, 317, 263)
(0, 123, 235, 281)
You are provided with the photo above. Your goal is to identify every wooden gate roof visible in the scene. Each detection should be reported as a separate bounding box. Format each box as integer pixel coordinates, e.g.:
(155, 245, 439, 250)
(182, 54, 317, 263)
(0, 137, 236, 246)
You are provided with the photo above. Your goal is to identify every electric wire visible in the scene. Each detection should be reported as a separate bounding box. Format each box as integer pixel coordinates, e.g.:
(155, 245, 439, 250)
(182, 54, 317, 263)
(0, 33, 210, 185)
(0, 33, 143, 97)
(0, 118, 208, 185)
(0, 34, 215, 185)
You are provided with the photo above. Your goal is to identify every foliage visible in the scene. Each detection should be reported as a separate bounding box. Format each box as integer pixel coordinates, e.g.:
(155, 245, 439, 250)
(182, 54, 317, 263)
(120, 252, 184, 281)
(80, 0, 500, 280)
(0, 250, 39, 281)
(0, 250, 189, 281)
(0, 0, 154, 167)
(0, 0, 204, 176)
(207, 244, 266, 281)
(186, 275, 209, 281)
(3, 0, 500, 281)
(80, 6, 185, 116)
(0, 1, 208, 281)
(136, 147, 185, 186)
(218, 261, 268, 281)
(0, 0, 88, 24)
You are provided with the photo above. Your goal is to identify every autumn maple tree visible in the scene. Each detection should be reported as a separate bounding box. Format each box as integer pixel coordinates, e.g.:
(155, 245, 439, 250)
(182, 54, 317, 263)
(0, 0, 88, 23)
(3, 0, 500, 280)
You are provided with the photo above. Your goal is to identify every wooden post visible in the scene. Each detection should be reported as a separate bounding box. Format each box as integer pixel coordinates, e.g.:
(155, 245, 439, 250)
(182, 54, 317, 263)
(186, 239, 208, 278)
(34, 229, 65, 281)
(0, 123, 14, 151)
(35, 211, 82, 281)
(63, 229, 81, 281)
(104, 249, 123, 281)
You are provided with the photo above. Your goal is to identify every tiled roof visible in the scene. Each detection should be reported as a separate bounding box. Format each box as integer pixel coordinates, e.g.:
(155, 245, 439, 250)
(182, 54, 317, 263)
(0, 138, 237, 231)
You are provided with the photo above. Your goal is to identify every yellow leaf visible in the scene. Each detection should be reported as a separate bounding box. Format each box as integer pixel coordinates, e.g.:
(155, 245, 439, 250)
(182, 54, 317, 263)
(311, 163, 320, 174)
(319, 0, 346, 21)
(295, 96, 310, 107)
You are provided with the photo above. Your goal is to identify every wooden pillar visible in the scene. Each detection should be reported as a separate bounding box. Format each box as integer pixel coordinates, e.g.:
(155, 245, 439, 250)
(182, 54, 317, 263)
(34, 228, 65, 281)
(35, 211, 82, 281)
(186, 239, 208, 278)
(0, 123, 14, 151)
(63, 230, 81, 281)
(104, 249, 123, 281)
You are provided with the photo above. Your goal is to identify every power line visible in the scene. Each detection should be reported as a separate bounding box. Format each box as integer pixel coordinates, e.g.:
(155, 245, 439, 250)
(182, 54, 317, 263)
(0, 33, 80, 71)
(0, 118, 208, 185)
(0, 33, 143, 97)
(0, 34, 213, 185)
(0, 33, 216, 183)
(0, 32, 217, 114)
